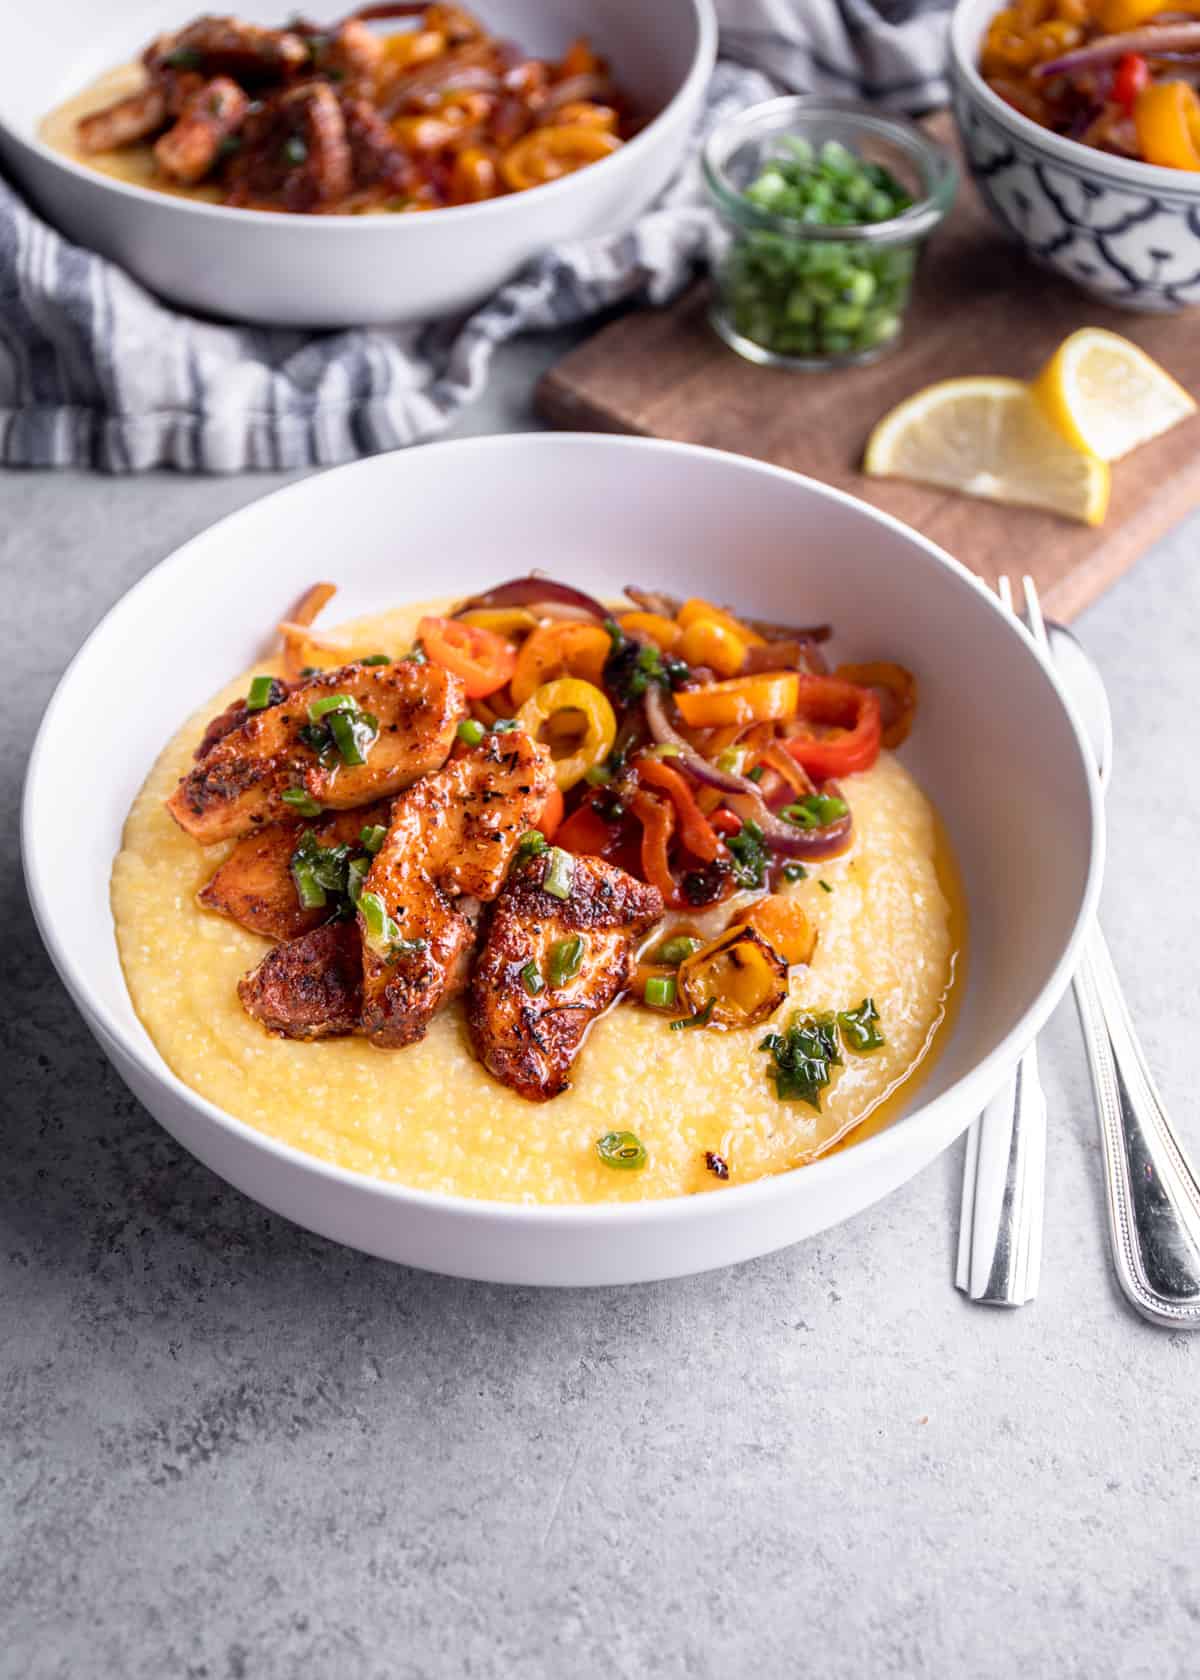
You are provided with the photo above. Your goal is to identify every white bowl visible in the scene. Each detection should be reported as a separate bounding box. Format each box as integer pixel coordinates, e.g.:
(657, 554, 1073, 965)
(22, 434, 1103, 1284)
(951, 0, 1200, 311)
(0, 0, 714, 327)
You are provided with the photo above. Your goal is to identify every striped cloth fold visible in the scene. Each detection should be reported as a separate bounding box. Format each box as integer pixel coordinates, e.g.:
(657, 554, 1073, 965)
(0, 2, 951, 472)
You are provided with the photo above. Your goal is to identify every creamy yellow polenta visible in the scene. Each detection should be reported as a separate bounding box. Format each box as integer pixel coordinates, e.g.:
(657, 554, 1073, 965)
(111, 603, 962, 1204)
(40, 66, 224, 203)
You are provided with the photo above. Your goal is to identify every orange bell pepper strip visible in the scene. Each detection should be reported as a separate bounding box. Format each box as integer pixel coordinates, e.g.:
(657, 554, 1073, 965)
(676, 598, 766, 646)
(784, 675, 882, 780)
(510, 620, 611, 706)
(417, 616, 516, 699)
(674, 672, 800, 729)
(555, 799, 615, 858)
(1135, 81, 1200, 170)
(734, 896, 817, 967)
(835, 661, 917, 750)
(629, 789, 686, 909)
(635, 757, 720, 861)
(617, 611, 682, 650)
(538, 785, 565, 840)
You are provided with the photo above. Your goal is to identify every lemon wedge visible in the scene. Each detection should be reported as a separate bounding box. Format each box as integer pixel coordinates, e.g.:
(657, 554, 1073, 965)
(1031, 327, 1196, 463)
(864, 376, 1109, 527)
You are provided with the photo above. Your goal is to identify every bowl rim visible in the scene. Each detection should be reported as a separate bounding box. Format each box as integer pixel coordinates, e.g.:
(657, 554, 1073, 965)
(950, 0, 1200, 199)
(21, 431, 1105, 1230)
(3, 0, 717, 231)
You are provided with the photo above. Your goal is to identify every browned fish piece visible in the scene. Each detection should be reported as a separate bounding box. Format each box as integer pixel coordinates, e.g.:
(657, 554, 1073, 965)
(359, 731, 554, 1048)
(468, 853, 663, 1101)
(154, 75, 249, 183)
(224, 80, 353, 210)
(167, 660, 465, 845)
(77, 85, 169, 153)
(145, 16, 311, 80)
(237, 920, 363, 1041)
(199, 800, 391, 941)
(193, 678, 291, 763)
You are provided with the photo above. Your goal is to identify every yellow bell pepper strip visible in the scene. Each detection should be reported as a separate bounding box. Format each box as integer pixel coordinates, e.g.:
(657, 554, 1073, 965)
(1097, 0, 1200, 32)
(457, 606, 539, 638)
(674, 672, 800, 729)
(675, 598, 766, 646)
(617, 611, 682, 650)
(1135, 81, 1200, 170)
(516, 677, 617, 791)
(677, 618, 747, 678)
(676, 926, 788, 1029)
(500, 126, 619, 192)
(510, 621, 611, 706)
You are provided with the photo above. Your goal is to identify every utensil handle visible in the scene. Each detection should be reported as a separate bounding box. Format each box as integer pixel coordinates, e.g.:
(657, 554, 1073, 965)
(955, 1045, 1046, 1306)
(1074, 922, 1200, 1327)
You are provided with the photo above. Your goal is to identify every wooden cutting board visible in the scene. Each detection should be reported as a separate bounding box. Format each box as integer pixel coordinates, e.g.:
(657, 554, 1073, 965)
(536, 114, 1200, 621)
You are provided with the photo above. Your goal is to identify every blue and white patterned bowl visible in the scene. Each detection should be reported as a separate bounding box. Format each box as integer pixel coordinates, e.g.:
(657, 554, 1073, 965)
(951, 0, 1200, 312)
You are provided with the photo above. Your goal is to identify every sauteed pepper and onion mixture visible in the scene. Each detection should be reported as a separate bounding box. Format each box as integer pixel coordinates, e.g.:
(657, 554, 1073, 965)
(982, 0, 1200, 168)
(72, 5, 634, 212)
(167, 577, 916, 1163)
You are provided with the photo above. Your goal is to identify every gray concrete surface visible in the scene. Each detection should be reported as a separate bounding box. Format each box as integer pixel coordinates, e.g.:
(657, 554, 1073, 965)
(4, 331, 1199, 1680)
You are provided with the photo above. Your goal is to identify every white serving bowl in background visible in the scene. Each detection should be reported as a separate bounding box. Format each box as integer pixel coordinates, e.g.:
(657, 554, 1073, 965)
(952, 0, 1200, 311)
(0, 0, 714, 327)
(22, 435, 1103, 1285)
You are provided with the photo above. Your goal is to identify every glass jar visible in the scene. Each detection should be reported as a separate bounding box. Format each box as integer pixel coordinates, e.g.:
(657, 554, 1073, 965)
(702, 97, 957, 371)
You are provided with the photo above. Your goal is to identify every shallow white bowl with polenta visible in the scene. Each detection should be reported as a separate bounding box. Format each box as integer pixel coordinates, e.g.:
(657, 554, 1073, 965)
(23, 435, 1102, 1285)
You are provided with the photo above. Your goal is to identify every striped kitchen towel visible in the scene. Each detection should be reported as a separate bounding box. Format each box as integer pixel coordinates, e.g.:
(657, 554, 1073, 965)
(0, 1, 951, 472)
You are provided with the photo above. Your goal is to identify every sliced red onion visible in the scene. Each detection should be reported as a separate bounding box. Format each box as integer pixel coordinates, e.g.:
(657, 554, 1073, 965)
(642, 687, 852, 858)
(540, 72, 613, 111)
(725, 791, 852, 860)
(625, 584, 832, 646)
(452, 574, 609, 620)
(1035, 24, 1200, 77)
(741, 638, 828, 676)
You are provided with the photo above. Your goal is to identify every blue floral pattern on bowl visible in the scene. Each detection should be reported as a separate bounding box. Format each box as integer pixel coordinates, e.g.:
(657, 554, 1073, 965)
(952, 74, 1200, 313)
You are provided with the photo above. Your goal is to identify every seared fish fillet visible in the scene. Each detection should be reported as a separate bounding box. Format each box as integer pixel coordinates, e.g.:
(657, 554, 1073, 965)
(168, 660, 465, 845)
(359, 731, 554, 1049)
(198, 800, 391, 942)
(468, 853, 663, 1102)
(237, 920, 363, 1041)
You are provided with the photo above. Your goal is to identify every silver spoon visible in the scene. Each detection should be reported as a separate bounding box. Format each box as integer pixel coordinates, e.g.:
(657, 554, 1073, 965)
(1049, 617, 1200, 1327)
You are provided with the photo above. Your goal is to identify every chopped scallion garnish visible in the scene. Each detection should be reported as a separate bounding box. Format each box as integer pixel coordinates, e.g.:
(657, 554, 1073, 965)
(819, 879, 834, 894)
(782, 862, 809, 883)
(654, 935, 703, 967)
(308, 693, 354, 723)
(358, 889, 401, 955)
(359, 824, 387, 855)
(346, 856, 369, 909)
(644, 975, 677, 1010)
(291, 859, 326, 910)
(360, 653, 391, 666)
(520, 960, 544, 997)
(457, 718, 485, 747)
(595, 1131, 647, 1171)
(282, 787, 322, 817)
(246, 675, 277, 711)
(516, 830, 549, 862)
(670, 998, 716, 1032)
(747, 765, 765, 783)
(490, 718, 520, 733)
(543, 848, 575, 901)
(327, 707, 377, 767)
(838, 997, 885, 1052)
(782, 793, 849, 831)
(547, 935, 585, 988)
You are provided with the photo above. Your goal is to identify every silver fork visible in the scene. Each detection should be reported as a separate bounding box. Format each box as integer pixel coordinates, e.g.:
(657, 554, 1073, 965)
(955, 575, 1047, 1307)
